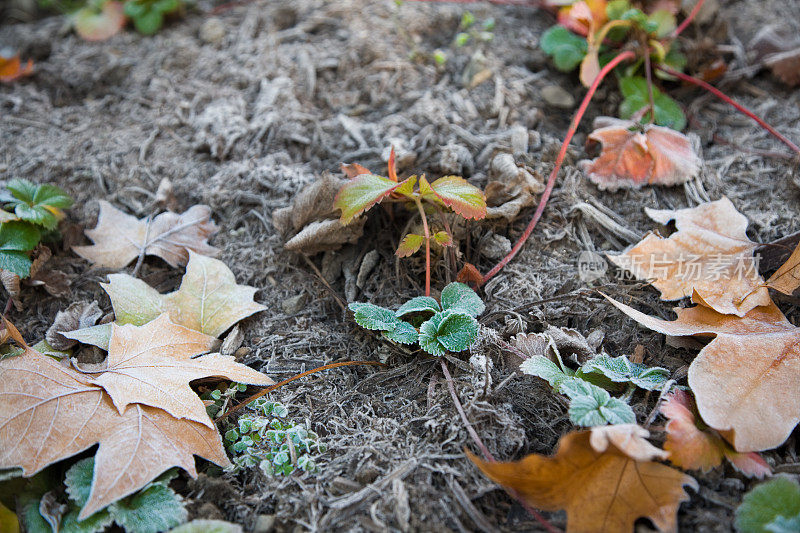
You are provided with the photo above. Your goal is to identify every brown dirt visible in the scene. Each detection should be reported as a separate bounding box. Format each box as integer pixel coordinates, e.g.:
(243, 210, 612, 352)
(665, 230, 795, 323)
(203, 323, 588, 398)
(1, 0, 800, 531)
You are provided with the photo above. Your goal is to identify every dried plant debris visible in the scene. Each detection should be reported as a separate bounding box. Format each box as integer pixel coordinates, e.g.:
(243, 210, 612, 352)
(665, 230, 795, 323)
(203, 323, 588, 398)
(46, 301, 103, 350)
(485, 153, 544, 221)
(751, 25, 800, 87)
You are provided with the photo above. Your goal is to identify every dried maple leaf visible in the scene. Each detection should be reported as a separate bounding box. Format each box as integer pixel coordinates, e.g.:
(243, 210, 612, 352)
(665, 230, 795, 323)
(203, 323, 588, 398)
(768, 241, 800, 296)
(64, 252, 265, 349)
(579, 117, 701, 191)
(607, 295, 800, 452)
(468, 425, 696, 533)
(90, 315, 272, 427)
(0, 346, 231, 519)
(73, 201, 219, 269)
(607, 198, 771, 317)
(0, 53, 34, 83)
(660, 389, 770, 477)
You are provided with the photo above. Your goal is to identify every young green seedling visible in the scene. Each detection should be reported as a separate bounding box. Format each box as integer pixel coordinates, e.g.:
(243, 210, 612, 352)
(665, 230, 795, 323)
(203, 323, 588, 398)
(335, 147, 487, 296)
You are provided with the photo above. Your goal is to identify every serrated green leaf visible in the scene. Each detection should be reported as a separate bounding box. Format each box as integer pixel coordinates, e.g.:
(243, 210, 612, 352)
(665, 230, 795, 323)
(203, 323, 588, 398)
(440, 282, 485, 317)
(110, 484, 187, 533)
(17, 492, 51, 533)
(736, 477, 800, 533)
(335, 174, 407, 224)
(0, 251, 32, 278)
(396, 296, 440, 317)
(425, 176, 486, 220)
(519, 355, 569, 388)
(65, 458, 94, 507)
(767, 513, 800, 533)
(349, 302, 400, 331)
(579, 354, 670, 391)
(396, 233, 424, 257)
(559, 378, 636, 426)
(418, 311, 478, 356)
(5, 179, 72, 230)
(540, 26, 588, 72)
(0, 221, 40, 252)
(60, 506, 114, 533)
(394, 175, 417, 197)
(432, 231, 452, 246)
(382, 321, 418, 344)
(169, 520, 243, 533)
(619, 76, 686, 130)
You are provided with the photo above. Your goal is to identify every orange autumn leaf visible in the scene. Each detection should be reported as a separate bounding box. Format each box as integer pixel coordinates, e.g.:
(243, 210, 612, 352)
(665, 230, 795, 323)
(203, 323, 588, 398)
(0, 344, 231, 520)
(0, 54, 34, 83)
(558, 0, 608, 36)
(579, 117, 701, 191)
(468, 425, 696, 533)
(767, 241, 800, 295)
(607, 198, 771, 317)
(661, 389, 770, 477)
(341, 162, 372, 179)
(607, 295, 800, 452)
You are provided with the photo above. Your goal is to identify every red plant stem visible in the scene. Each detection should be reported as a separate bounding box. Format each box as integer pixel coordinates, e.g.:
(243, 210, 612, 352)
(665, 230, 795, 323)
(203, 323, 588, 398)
(481, 50, 636, 285)
(658, 66, 800, 156)
(216, 361, 386, 421)
(644, 48, 656, 124)
(415, 198, 432, 297)
(440, 360, 561, 533)
(672, 0, 705, 37)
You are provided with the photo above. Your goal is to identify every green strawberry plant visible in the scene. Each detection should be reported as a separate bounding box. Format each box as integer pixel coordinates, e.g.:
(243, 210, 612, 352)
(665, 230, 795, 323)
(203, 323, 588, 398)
(349, 282, 485, 357)
(735, 476, 800, 533)
(124, 0, 184, 35)
(0, 179, 73, 278)
(335, 147, 486, 296)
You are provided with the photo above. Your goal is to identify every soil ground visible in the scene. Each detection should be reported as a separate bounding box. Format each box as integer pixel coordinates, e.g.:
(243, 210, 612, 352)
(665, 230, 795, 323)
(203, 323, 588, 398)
(1, 0, 800, 531)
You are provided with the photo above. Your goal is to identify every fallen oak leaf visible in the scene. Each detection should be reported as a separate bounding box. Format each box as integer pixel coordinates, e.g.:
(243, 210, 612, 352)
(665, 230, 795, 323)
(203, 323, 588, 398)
(64, 252, 265, 349)
(0, 347, 230, 520)
(767, 240, 800, 296)
(0, 53, 34, 83)
(579, 117, 700, 191)
(467, 425, 696, 533)
(606, 295, 800, 452)
(73, 201, 219, 269)
(90, 314, 272, 427)
(607, 197, 771, 317)
(661, 389, 770, 477)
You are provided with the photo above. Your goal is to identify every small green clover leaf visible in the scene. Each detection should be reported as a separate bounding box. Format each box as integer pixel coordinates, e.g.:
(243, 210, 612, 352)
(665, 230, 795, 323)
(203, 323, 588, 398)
(395, 296, 441, 318)
(440, 282, 485, 317)
(419, 310, 479, 356)
(558, 378, 636, 427)
(735, 477, 800, 533)
(540, 26, 588, 72)
(5, 178, 73, 230)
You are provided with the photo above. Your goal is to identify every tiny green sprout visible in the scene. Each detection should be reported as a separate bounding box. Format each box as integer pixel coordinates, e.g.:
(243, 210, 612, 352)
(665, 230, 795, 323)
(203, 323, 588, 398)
(454, 11, 494, 49)
(336, 147, 486, 296)
(223, 399, 325, 477)
(349, 281, 484, 357)
(433, 49, 447, 66)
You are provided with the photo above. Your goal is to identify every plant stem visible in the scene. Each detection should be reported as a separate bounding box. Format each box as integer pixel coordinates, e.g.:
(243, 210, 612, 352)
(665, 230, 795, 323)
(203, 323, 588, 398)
(482, 50, 636, 285)
(414, 198, 432, 297)
(672, 0, 705, 37)
(216, 360, 386, 421)
(440, 359, 562, 533)
(658, 65, 800, 156)
(644, 48, 656, 124)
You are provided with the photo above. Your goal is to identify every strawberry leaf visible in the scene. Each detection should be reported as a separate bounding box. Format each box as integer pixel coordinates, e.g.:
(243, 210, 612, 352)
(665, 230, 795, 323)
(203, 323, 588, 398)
(382, 322, 418, 345)
(433, 231, 453, 247)
(425, 176, 486, 220)
(349, 303, 399, 331)
(735, 477, 800, 533)
(334, 175, 410, 224)
(520, 355, 570, 388)
(396, 296, 440, 318)
(541, 26, 588, 71)
(0, 221, 41, 278)
(5, 179, 73, 230)
(440, 282, 485, 317)
(418, 310, 479, 356)
(559, 378, 636, 426)
(396, 234, 424, 258)
(579, 354, 670, 391)
(619, 76, 686, 130)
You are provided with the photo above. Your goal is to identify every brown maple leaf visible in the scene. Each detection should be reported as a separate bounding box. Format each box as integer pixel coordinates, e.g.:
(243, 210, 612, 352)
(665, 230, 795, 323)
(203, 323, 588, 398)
(579, 117, 701, 191)
(660, 389, 770, 477)
(91, 315, 272, 427)
(607, 295, 800, 452)
(767, 241, 800, 296)
(607, 198, 771, 317)
(468, 425, 696, 533)
(0, 346, 231, 520)
(73, 201, 219, 269)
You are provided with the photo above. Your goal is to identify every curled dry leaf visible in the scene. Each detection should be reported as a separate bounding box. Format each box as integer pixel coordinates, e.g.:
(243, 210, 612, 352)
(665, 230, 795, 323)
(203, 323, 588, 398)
(46, 301, 103, 351)
(607, 295, 800, 452)
(467, 427, 696, 533)
(484, 153, 544, 221)
(607, 198, 771, 317)
(767, 241, 800, 296)
(90, 315, 272, 427)
(750, 25, 800, 87)
(0, 52, 34, 83)
(73, 201, 219, 269)
(589, 424, 669, 462)
(273, 173, 365, 255)
(660, 389, 770, 477)
(579, 117, 701, 191)
(0, 246, 70, 311)
(0, 345, 231, 520)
